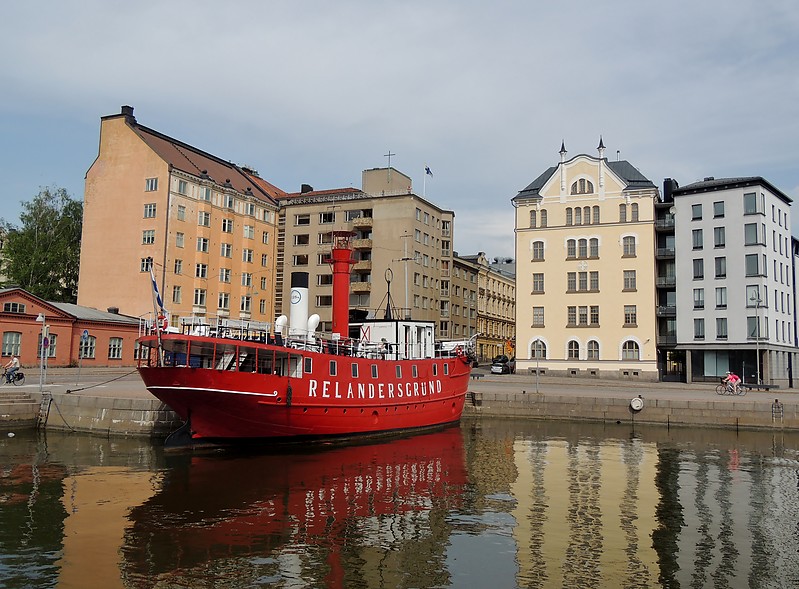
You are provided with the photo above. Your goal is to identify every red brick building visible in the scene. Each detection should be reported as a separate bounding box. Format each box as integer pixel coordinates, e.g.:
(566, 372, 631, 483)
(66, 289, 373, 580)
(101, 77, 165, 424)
(0, 288, 142, 368)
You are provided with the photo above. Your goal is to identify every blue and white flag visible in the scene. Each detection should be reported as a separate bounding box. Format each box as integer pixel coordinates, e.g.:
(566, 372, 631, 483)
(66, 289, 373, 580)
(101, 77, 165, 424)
(149, 265, 166, 315)
(425, 165, 433, 177)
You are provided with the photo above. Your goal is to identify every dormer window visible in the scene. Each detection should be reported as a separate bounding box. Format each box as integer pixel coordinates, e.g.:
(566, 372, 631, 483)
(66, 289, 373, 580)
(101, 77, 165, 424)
(3, 302, 26, 314)
(570, 178, 594, 195)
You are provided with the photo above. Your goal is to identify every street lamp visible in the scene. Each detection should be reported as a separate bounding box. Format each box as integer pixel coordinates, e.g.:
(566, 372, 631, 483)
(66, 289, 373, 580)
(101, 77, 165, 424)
(533, 338, 541, 394)
(750, 293, 762, 384)
(36, 313, 46, 393)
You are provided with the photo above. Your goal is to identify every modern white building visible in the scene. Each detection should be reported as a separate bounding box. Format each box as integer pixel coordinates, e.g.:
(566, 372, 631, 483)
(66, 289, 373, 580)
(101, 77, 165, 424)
(670, 176, 798, 386)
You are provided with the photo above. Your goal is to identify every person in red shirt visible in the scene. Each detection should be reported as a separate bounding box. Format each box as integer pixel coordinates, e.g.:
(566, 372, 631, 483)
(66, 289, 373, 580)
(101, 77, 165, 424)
(723, 371, 741, 394)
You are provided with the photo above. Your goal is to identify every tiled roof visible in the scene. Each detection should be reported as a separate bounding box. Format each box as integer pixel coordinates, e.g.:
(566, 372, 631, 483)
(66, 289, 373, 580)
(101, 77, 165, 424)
(49, 302, 140, 325)
(673, 176, 792, 203)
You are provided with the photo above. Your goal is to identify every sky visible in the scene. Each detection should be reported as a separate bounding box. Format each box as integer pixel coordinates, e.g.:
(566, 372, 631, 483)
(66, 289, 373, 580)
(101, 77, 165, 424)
(1, 0, 798, 260)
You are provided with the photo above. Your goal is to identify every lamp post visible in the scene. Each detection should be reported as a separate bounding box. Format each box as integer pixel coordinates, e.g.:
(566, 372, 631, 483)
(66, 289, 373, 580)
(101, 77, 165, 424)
(750, 293, 762, 384)
(534, 338, 541, 394)
(36, 313, 45, 393)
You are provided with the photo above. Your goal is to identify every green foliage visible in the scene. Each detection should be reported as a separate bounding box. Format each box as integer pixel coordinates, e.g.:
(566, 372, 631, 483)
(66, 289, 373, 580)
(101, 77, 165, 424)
(2, 187, 83, 303)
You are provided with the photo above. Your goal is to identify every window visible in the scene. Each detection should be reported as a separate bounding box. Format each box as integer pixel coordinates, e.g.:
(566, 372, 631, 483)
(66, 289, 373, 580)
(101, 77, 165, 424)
(202, 187, 212, 201)
(177, 205, 185, 221)
(177, 180, 187, 195)
(79, 335, 96, 359)
(2, 332, 21, 356)
(245, 203, 255, 216)
(624, 305, 637, 326)
(532, 307, 544, 327)
(747, 316, 760, 339)
(242, 249, 253, 263)
(222, 219, 234, 233)
(219, 268, 231, 283)
(195, 263, 208, 278)
(578, 239, 587, 258)
(713, 201, 724, 217)
(592, 206, 600, 224)
(176, 232, 185, 248)
(587, 340, 599, 360)
(220, 243, 232, 257)
(570, 179, 594, 194)
(531, 241, 544, 261)
(714, 257, 726, 278)
(532, 340, 546, 359)
(693, 259, 704, 279)
(143, 203, 157, 218)
(108, 337, 123, 360)
(693, 288, 704, 309)
(716, 287, 727, 309)
(567, 272, 577, 292)
(316, 295, 333, 307)
(145, 177, 158, 191)
(540, 210, 547, 228)
(194, 288, 207, 307)
(744, 223, 759, 245)
(692, 229, 703, 249)
(262, 231, 270, 245)
(743, 192, 760, 215)
(566, 239, 576, 259)
(694, 318, 705, 339)
(691, 204, 702, 220)
(622, 236, 636, 257)
(716, 318, 728, 339)
(172, 285, 181, 304)
(619, 204, 627, 223)
(745, 254, 759, 276)
(532, 273, 544, 293)
(224, 195, 235, 209)
(142, 230, 155, 245)
(415, 208, 421, 221)
(294, 234, 310, 246)
(261, 276, 269, 289)
(198, 211, 211, 226)
(2, 302, 25, 314)
(140, 258, 152, 272)
(566, 208, 573, 226)
(295, 214, 310, 226)
(293, 254, 309, 266)
(589, 271, 599, 291)
(240, 296, 251, 313)
(714, 227, 725, 248)
(319, 212, 335, 224)
(218, 292, 230, 310)
(241, 272, 252, 287)
(196, 237, 209, 253)
(530, 210, 537, 228)
(589, 238, 599, 258)
(631, 203, 639, 222)
(623, 270, 636, 291)
(567, 307, 577, 326)
(318, 232, 333, 245)
(622, 341, 639, 360)
(575, 208, 582, 225)
(567, 340, 580, 360)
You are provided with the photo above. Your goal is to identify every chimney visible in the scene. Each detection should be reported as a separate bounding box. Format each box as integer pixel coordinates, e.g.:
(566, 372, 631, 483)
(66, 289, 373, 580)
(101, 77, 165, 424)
(120, 105, 135, 123)
(301, 184, 314, 194)
(107, 306, 119, 314)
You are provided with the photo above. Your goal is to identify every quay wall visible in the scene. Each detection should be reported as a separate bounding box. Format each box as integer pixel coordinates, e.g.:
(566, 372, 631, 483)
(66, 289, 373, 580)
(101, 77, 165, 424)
(463, 391, 797, 430)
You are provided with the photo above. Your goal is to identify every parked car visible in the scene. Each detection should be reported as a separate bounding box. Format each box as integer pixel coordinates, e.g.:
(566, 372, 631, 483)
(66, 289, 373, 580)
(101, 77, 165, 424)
(490, 355, 516, 374)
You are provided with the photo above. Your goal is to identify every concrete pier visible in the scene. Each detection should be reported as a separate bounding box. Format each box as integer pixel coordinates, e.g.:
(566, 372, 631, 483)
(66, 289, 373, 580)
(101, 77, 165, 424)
(1, 367, 797, 437)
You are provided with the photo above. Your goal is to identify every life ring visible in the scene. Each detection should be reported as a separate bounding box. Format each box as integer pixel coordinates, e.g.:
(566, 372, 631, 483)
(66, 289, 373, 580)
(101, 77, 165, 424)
(455, 345, 463, 356)
(157, 314, 168, 331)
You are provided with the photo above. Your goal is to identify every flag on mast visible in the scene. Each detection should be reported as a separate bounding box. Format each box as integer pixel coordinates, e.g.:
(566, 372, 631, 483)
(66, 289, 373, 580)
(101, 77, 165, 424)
(425, 165, 433, 177)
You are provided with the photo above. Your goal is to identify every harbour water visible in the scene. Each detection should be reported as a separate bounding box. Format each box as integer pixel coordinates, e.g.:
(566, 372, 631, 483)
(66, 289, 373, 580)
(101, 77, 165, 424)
(2, 419, 799, 588)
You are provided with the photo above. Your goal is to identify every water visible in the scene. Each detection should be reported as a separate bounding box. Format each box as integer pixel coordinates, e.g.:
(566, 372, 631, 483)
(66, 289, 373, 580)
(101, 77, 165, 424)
(2, 420, 799, 588)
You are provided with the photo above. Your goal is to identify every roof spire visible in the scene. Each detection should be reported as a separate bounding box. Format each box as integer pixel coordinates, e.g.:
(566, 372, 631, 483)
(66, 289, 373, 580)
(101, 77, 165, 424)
(559, 140, 567, 155)
(597, 135, 605, 150)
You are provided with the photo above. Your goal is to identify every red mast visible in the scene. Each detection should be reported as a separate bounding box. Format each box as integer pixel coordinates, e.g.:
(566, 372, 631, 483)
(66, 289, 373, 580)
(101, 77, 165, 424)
(328, 231, 356, 339)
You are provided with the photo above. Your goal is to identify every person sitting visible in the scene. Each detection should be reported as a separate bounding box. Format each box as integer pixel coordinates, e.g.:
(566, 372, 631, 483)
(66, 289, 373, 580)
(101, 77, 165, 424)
(723, 371, 741, 393)
(4, 355, 20, 383)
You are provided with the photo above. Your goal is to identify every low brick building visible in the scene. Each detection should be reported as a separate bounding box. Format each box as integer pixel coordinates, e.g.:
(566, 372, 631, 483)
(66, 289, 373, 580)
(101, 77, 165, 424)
(0, 288, 142, 369)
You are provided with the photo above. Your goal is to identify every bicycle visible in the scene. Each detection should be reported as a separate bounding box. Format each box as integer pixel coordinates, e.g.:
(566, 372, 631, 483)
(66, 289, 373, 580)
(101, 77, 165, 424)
(715, 378, 745, 396)
(2, 368, 26, 386)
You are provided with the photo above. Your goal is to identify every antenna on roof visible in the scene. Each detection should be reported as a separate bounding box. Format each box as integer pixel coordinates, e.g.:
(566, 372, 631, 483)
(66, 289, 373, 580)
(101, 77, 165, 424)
(616, 150, 620, 161)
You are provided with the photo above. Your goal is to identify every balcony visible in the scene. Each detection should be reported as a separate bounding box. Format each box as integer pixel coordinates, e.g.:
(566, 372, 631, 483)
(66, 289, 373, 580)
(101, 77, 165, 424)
(352, 260, 372, 271)
(656, 247, 675, 259)
(656, 276, 676, 288)
(441, 249, 451, 257)
(657, 335, 677, 345)
(350, 282, 371, 293)
(440, 309, 450, 318)
(352, 238, 373, 249)
(656, 305, 677, 317)
(655, 218, 675, 231)
(440, 289, 450, 298)
(350, 216, 373, 229)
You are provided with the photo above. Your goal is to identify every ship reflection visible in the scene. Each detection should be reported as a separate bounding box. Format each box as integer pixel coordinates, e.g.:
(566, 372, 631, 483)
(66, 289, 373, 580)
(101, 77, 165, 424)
(121, 427, 468, 588)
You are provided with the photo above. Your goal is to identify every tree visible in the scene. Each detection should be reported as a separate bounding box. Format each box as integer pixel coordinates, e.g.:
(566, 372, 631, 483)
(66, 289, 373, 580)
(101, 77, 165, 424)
(1, 187, 83, 303)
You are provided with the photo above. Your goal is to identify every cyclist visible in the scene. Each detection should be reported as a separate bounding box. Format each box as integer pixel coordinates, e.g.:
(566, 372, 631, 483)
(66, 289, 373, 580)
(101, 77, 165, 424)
(723, 371, 741, 394)
(3, 355, 20, 383)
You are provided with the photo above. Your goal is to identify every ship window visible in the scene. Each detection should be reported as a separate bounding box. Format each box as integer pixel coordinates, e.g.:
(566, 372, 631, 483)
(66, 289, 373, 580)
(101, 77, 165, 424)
(395, 365, 402, 379)
(371, 364, 378, 378)
(433, 364, 438, 376)
(329, 360, 337, 376)
(443, 363, 449, 375)
(304, 357, 312, 373)
(351, 363, 358, 378)
(412, 365, 418, 378)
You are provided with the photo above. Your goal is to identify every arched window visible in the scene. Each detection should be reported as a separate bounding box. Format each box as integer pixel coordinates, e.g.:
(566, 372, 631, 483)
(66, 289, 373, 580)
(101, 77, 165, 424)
(540, 209, 548, 228)
(619, 203, 627, 222)
(570, 181, 578, 195)
(532, 339, 546, 359)
(532, 240, 544, 261)
(589, 238, 599, 257)
(592, 206, 600, 224)
(631, 203, 639, 222)
(587, 340, 599, 360)
(578, 239, 588, 258)
(570, 179, 594, 194)
(566, 208, 573, 226)
(530, 210, 537, 228)
(566, 239, 576, 258)
(574, 208, 582, 225)
(583, 206, 591, 225)
(568, 340, 580, 360)
(622, 340, 640, 360)
(623, 236, 636, 257)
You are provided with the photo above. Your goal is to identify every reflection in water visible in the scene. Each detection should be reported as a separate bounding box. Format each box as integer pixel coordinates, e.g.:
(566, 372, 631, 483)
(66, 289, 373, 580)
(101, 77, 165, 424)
(3, 421, 799, 587)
